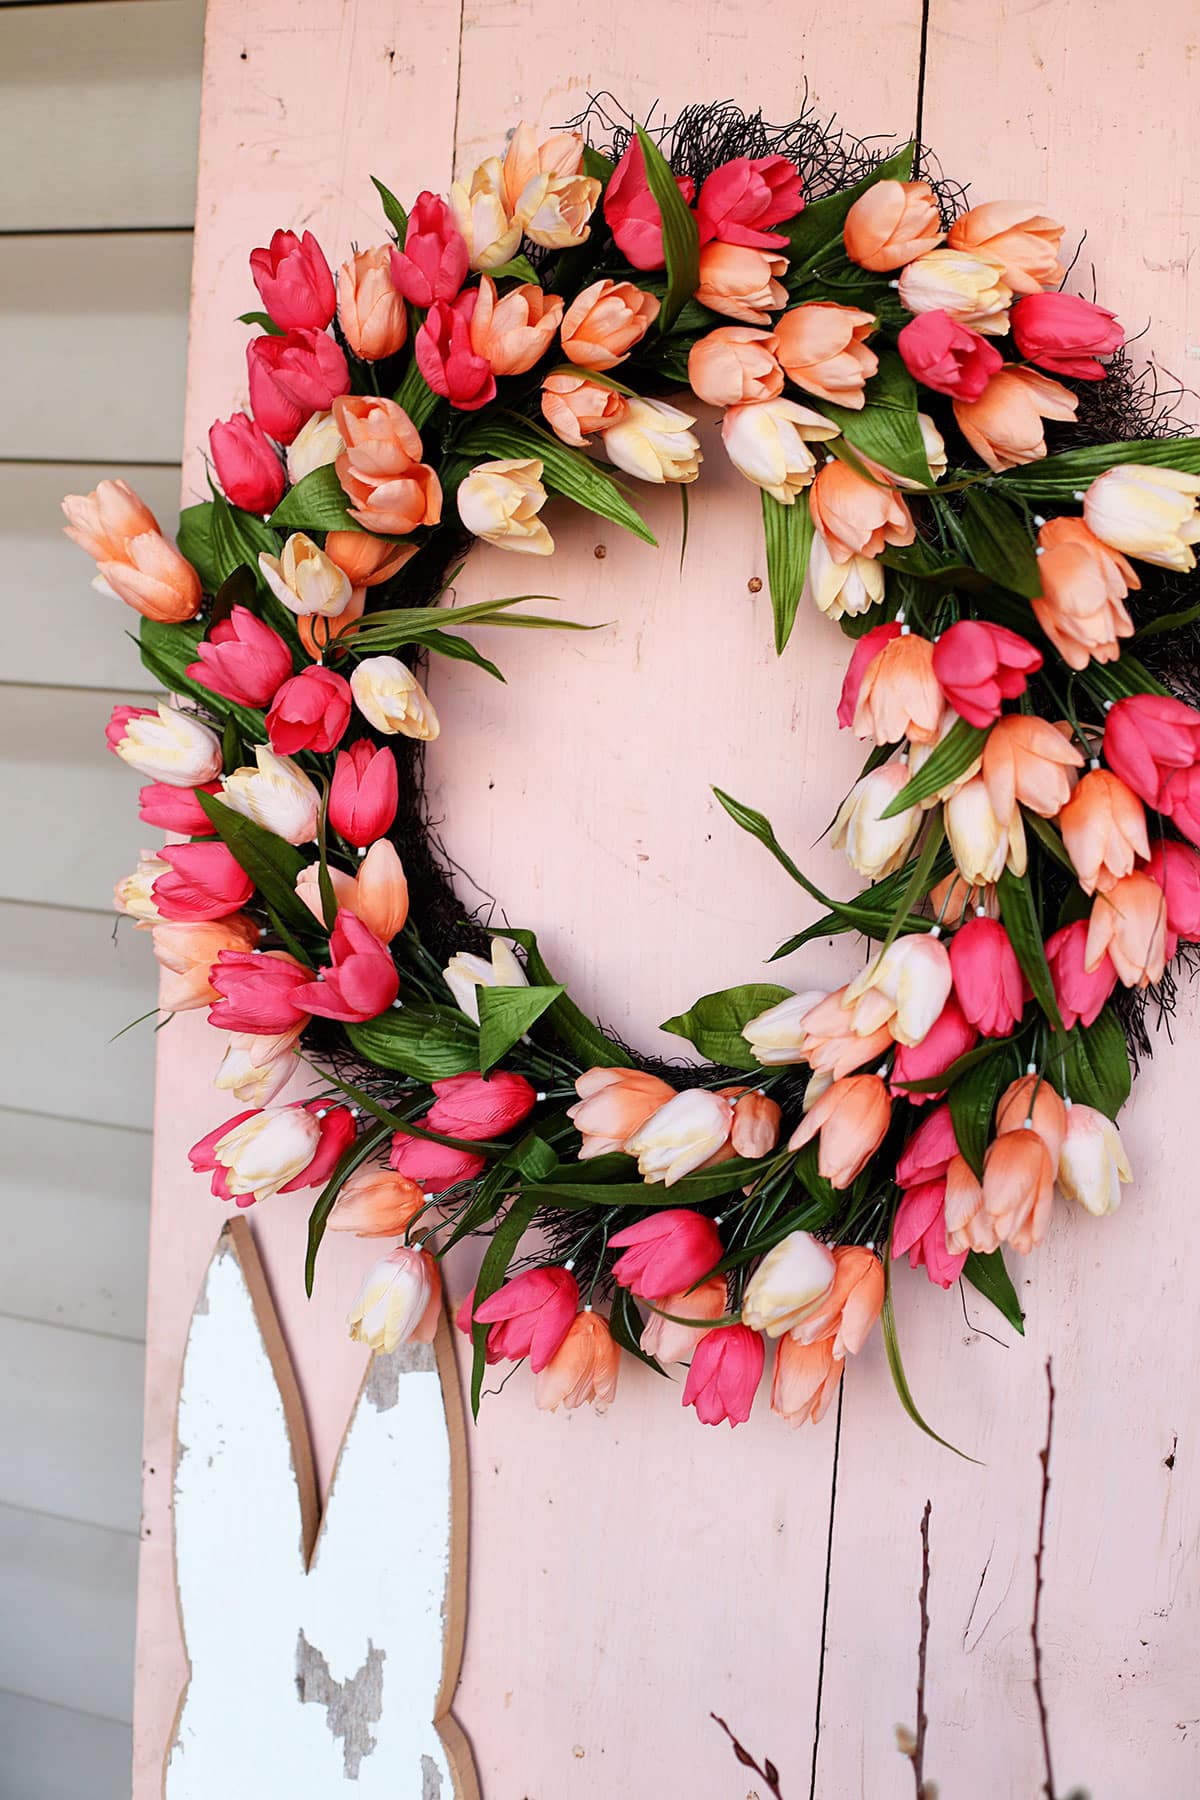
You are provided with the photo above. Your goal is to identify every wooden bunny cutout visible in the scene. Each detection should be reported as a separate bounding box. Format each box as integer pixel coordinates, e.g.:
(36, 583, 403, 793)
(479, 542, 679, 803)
(165, 1220, 479, 1798)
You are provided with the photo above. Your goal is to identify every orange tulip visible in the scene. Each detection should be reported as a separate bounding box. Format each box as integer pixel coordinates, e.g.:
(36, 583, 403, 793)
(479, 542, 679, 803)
(943, 1151, 992, 1255)
(953, 366, 1077, 472)
(982, 714, 1084, 823)
(333, 395, 442, 534)
(326, 1164, 425, 1237)
(297, 582, 366, 660)
(995, 1074, 1067, 1170)
(947, 201, 1065, 295)
(773, 303, 878, 408)
(62, 477, 160, 560)
(560, 278, 659, 370)
(809, 460, 916, 563)
(687, 326, 783, 406)
(534, 1310, 619, 1411)
(96, 529, 202, 623)
(693, 242, 788, 325)
(1058, 769, 1149, 895)
(295, 838, 409, 942)
(981, 1128, 1056, 1254)
(151, 914, 260, 1011)
(770, 1334, 844, 1427)
(788, 986, 894, 1078)
(540, 372, 628, 446)
(728, 1089, 783, 1157)
(928, 871, 998, 924)
(843, 179, 944, 270)
(323, 531, 414, 589)
(1032, 517, 1138, 671)
(568, 1067, 677, 1159)
(851, 631, 942, 746)
(788, 1074, 891, 1188)
(789, 1246, 885, 1356)
(1085, 871, 1169, 989)
(469, 276, 564, 376)
(336, 244, 408, 361)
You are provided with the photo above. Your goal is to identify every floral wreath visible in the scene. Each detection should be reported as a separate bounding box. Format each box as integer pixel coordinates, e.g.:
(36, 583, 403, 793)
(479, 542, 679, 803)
(72, 100, 1200, 1441)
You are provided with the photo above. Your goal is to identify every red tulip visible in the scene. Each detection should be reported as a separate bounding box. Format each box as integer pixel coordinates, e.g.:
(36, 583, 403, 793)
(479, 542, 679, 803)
(292, 911, 398, 1022)
(138, 780, 220, 836)
(207, 949, 310, 1034)
(608, 1207, 723, 1299)
(950, 916, 1027, 1037)
(932, 620, 1042, 728)
(389, 1128, 485, 1193)
(249, 228, 336, 330)
(389, 192, 469, 307)
(328, 739, 399, 847)
(415, 293, 496, 411)
(1102, 694, 1200, 809)
(471, 1267, 579, 1371)
(423, 1070, 537, 1138)
(682, 1323, 764, 1427)
(836, 620, 903, 730)
(696, 155, 803, 250)
(246, 329, 350, 446)
(186, 605, 294, 708)
(891, 1179, 967, 1288)
(1044, 920, 1118, 1030)
(1011, 292, 1124, 380)
(889, 993, 978, 1103)
(1143, 839, 1200, 940)
(897, 310, 1003, 400)
(208, 413, 285, 514)
(153, 842, 254, 921)
(603, 137, 696, 271)
(895, 1103, 960, 1189)
(266, 665, 353, 755)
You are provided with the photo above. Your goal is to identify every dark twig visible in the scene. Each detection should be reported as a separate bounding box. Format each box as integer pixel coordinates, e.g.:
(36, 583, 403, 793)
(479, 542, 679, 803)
(710, 1714, 784, 1798)
(898, 1501, 935, 1797)
(1032, 1359, 1057, 1800)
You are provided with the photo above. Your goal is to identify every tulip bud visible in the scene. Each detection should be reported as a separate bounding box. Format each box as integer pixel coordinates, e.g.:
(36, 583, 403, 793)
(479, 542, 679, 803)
(189, 1104, 322, 1205)
(328, 738, 398, 846)
(540, 372, 628, 447)
(468, 277, 564, 376)
(694, 242, 787, 325)
(1055, 1103, 1132, 1217)
(152, 842, 254, 922)
(622, 1092, 734, 1188)
(106, 703, 222, 787)
(533, 1312, 619, 1412)
(390, 191, 470, 304)
(741, 989, 829, 1066)
(249, 228, 335, 331)
(291, 911, 399, 1022)
(186, 606, 293, 708)
(221, 745, 321, 844)
(266, 665, 353, 756)
(114, 850, 171, 922)
(953, 366, 1078, 473)
(208, 948, 311, 1035)
(443, 938, 528, 1023)
(1083, 464, 1200, 574)
(424, 1070, 537, 1138)
(687, 327, 783, 407)
(843, 179, 943, 271)
(347, 1246, 442, 1352)
(349, 656, 440, 740)
(286, 409, 345, 485)
(214, 1030, 303, 1106)
(788, 1074, 892, 1188)
(208, 413, 285, 514)
(448, 160, 522, 273)
(831, 763, 923, 880)
(326, 1164, 426, 1237)
(638, 1275, 728, 1364)
(742, 1230, 836, 1338)
(609, 1206, 724, 1295)
(1011, 292, 1123, 380)
(773, 302, 878, 408)
(682, 1324, 764, 1428)
(844, 934, 953, 1046)
(560, 278, 659, 370)
(770, 1334, 844, 1428)
(601, 398, 702, 486)
(246, 328, 349, 446)
(898, 249, 1012, 333)
(415, 294, 497, 411)
(151, 915, 260, 1012)
(336, 244, 408, 361)
(604, 137, 696, 270)
(332, 393, 443, 533)
(568, 1067, 677, 1158)
(696, 154, 803, 251)
(471, 1267, 579, 1371)
(258, 532, 354, 618)
(721, 399, 838, 504)
(457, 457, 554, 554)
(946, 202, 1064, 296)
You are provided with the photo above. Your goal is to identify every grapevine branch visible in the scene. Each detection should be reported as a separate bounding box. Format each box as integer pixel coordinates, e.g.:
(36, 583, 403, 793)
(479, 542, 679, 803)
(710, 1713, 784, 1797)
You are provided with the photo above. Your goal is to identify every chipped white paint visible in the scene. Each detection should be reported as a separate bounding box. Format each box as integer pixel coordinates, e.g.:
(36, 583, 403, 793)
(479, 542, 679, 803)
(167, 1228, 472, 1797)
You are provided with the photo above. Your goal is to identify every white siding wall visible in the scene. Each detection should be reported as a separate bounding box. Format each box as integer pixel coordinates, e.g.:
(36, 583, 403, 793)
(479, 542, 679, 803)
(0, 4, 203, 1791)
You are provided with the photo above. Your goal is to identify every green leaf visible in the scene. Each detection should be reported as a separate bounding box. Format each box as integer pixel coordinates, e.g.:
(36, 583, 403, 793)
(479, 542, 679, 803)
(524, 1157, 770, 1210)
(237, 310, 284, 335)
(893, 1037, 1016, 1095)
(996, 866, 1064, 1034)
(476, 984, 566, 1074)
(1059, 1008, 1132, 1118)
(661, 982, 792, 1069)
(955, 488, 1041, 597)
(880, 720, 987, 817)
(392, 355, 440, 430)
(607, 1286, 670, 1376)
(962, 1249, 1025, 1335)
(470, 1192, 540, 1416)
(371, 175, 408, 240)
(209, 490, 282, 580)
(194, 790, 317, 939)
(760, 491, 814, 652)
(948, 1048, 1012, 1180)
(176, 503, 222, 591)
(1022, 806, 1076, 874)
(633, 124, 700, 330)
(822, 350, 931, 488)
(582, 144, 615, 186)
(420, 628, 505, 682)
(771, 838, 954, 958)
(269, 465, 363, 534)
(998, 436, 1200, 501)
(490, 925, 632, 1068)
(457, 416, 655, 544)
(487, 253, 540, 284)
(782, 142, 915, 270)
(345, 1006, 480, 1082)
(882, 1256, 979, 1460)
(304, 1122, 391, 1296)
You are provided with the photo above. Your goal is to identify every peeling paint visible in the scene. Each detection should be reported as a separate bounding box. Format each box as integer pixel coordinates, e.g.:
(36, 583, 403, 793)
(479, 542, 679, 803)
(295, 1629, 386, 1778)
(365, 1341, 435, 1412)
(421, 1753, 443, 1798)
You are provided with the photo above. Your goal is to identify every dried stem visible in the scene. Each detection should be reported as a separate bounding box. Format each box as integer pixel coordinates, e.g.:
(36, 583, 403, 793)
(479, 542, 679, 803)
(1032, 1358, 1057, 1800)
(912, 1499, 932, 1798)
(710, 1713, 784, 1798)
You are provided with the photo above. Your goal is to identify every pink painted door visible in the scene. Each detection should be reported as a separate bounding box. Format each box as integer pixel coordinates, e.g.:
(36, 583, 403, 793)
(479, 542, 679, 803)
(134, 3, 1200, 1795)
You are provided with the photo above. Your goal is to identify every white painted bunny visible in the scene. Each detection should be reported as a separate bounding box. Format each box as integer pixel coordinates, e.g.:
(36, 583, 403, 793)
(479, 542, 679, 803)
(165, 1224, 477, 1798)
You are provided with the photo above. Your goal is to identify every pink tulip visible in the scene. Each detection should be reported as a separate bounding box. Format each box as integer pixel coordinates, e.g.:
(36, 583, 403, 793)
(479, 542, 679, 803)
(890, 993, 978, 1102)
(246, 329, 350, 446)
(602, 137, 696, 270)
(415, 293, 496, 411)
(1048, 922, 1119, 1031)
(895, 1103, 960, 1189)
(1011, 292, 1124, 380)
(609, 1208, 724, 1300)
(390, 1128, 485, 1193)
(696, 155, 803, 250)
(471, 1267, 579, 1371)
(208, 412, 285, 514)
(456, 1287, 504, 1365)
(153, 842, 254, 921)
(1102, 694, 1200, 809)
(186, 606, 294, 708)
(1143, 839, 1200, 940)
(207, 948, 311, 1034)
(189, 1099, 352, 1205)
(424, 1070, 537, 1138)
(138, 780, 220, 836)
(389, 192, 469, 307)
(836, 621, 902, 729)
(892, 1179, 968, 1288)
(682, 1323, 764, 1428)
(292, 911, 398, 1022)
(897, 310, 1003, 400)
(932, 620, 1042, 728)
(265, 665, 352, 755)
(1160, 763, 1200, 848)
(249, 228, 336, 330)
(328, 738, 399, 847)
(950, 916, 1027, 1037)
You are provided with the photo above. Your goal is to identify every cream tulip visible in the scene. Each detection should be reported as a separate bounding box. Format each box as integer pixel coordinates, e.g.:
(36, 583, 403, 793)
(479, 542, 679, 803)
(1083, 464, 1200, 574)
(449, 158, 522, 271)
(349, 656, 440, 739)
(804, 530, 885, 620)
(945, 774, 1028, 886)
(624, 1088, 734, 1187)
(213, 1105, 321, 1203)
(843, 931, 952, 1046)
(1055, 1102, 1132, 1217)
(601, 398, 702, 485)
(456, 457, 554, 555)
(721, 398, 838, 503)
(831, 764, 923, 879)
(443, 938, 529, 1023)
(114, 850, 170, 922)
(285, 410, 345, 485)
(221, 745, 321, 844)
(898, 248, 1013, 334)
(214, 1030, 303, 1107)
(258, 532, 353, 618)
(741, 990, 830, 1065)
(347, 1246, 441, 1351)
(741, 1230, 837, 1338)
(108, 703, 222, 786)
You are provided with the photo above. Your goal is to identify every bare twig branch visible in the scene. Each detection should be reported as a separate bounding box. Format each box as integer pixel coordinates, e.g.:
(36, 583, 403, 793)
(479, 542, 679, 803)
(710, 1713, 784, 1798)
(1032, 1358, 1057, 1800)
(898, 1500, 935, 1798)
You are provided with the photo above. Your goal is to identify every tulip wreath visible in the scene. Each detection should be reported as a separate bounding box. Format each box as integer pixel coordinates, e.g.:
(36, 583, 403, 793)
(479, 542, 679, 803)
(74, 99, 1200, 1437)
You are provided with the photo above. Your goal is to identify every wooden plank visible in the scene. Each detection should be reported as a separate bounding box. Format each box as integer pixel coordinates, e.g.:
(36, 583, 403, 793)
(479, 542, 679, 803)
(0, 1505, 137, 1724)
(0, 1690, 131, 1800)
(0, 232, 193, 462)
(0, 901, 158, 1128)
(2, 461, 179, 691)
(0, 686, 152, 912)
(814, 5, 1200, 1796)
(0, 1109, 150, 1340)
(0, 1316, 144, 1532)
(0, 0, 203, 231)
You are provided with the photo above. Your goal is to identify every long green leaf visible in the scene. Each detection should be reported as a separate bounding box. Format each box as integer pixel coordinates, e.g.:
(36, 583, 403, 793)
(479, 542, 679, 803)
(761, 491, 814, 652)
(476, 984, 565, 1074)
(948, 1047, 1012, 1179)
(880, 815, 945, 955)
(1059, 1008, 1132, 1118)
(195, 790, 317, 938)
(456, 416, 656, 544)
(957, 488, 1041, 598)
(661, 982, 793, 1068)
(962, 1249, 1025, 1335)
(882, 1257, 980, 1460)
(822, 349, 932, 489)
(998, 436, 1200, 501)
(304, 1121, 390, 1296)
(393, 356, 440, 429)
(345, 1006, 480, 1081)
(371, 175, 408, 240)
(996, 866, 1064, 1034)
(880, 721, 987, 818)
(634, 124, 700, 330)
(269, 465, 364, 533)
(524, 1157, 770, 1210)
(470, 1192, 540, 1416)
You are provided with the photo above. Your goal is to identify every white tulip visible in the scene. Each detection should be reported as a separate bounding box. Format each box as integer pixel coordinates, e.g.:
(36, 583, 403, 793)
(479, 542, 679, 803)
(602, 398, 702, 485)
(109, 702, 222, 786)
(443, 938, 528, 1023)
(456, 457, 554, 555)
(742, 990, 829, 1066)
(721, 398, 838, 503)
(221, 745, 321, 844)
(347, 1247, 437, 1352)
(831, 764, 923, 879)
(742, 1230, 837, 1338)
(285, 410, 345, 485)
(624, 1088, 733, 1187)
(211, 1105, 320, 1202)
(350, 656, 440, 739)
(1056, 1102, 1132, 1217)
(258, 531, 353, 617)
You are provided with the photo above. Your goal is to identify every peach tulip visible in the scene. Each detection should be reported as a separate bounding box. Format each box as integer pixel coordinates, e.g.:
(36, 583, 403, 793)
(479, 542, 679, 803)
(1056, 1102, 1132, 1217)
(770, 1334, 844, 1427)
(443, 938, 528, 1024)
(995, 1073, 1067, 1170)
(296, 839, 408, 941)
(534, 1310, 619, 1411)
(286, 409, 344, 485)
(560, 278, 659, 370)
(214, 1029, 303, 1107)
(851, 631, 942, 746)
(221, 746, 320, 844)
(540, 372, 627, 446)
(831, 762, 924, 878)
(1083, 464, 1200, 574)
(332, 394, 442, 535)
(742, 1230, 837, 1338)
(693, 242, 788, 325)
(624, 1089, 734, 1186)
(843, 932, 953, 1047)
(323, 531, 414, 589)
(336, 245, 407, 361)
(953, 365, 1078, 472)
(804, 530, 886, 620)
(687, 326, 783, 406)
(843, 179, 943, 270)
(729, 1090, 783, 1157)
(602, 397, 702, 485)
(789, 1245, 885, 1356)
(946, 201, 1064, 295)
(449, 157, 522, 270)
(1032, 515, 1138, 670)
(501, 123, 598, 249)
(347, 1246, 442, 1351)
(945, 774, 1028, 885)
(787, 1073, 891, 1188)
(63, 479, 201, 623)
(457, 456, 553, 554)
(568, 1067, 677, 1158)
(62, 477, 160, 560)
(899, 248, 1012, 333)
(982, 1128, 1056, 1254)
(639, 1275, 728, 1364)
(469, 276, 564, 376)
(778, 986, 894, 1079)
(151, 914, 260, 1011)
(327, 1164, 426, 1237)
(982, 714, 1084, 823)
(943, 1151, 990, 1255)
(721, 398, 839, 504)
(350, 655, 440, 739)
(773, 303, 878, 408)
(259, 531, 354, 618)
(1085, 871, 1170, 988)
(1058, 769, 1149, 895)
(809, 460, 916, 564)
